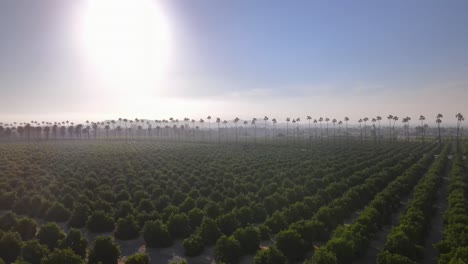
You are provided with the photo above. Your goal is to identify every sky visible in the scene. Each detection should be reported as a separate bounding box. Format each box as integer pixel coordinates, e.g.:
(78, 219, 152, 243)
(0, 0, 467, 124)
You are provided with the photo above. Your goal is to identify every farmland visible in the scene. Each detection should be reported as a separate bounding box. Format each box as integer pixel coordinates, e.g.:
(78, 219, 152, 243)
(0, 140, 466, 264)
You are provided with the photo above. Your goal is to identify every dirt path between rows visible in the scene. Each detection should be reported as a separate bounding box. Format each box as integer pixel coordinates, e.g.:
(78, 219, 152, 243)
(422, 160, 451, 263)
(353, 164, 434, 264)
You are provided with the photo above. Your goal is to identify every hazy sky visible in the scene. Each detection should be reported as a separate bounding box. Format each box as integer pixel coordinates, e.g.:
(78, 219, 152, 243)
(1, 0, 467, 124)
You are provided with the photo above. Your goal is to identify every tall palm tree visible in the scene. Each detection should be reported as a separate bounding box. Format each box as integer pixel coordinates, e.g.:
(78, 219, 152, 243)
(199, 119, 204, 141)
(372, 118, 377, 143)
(344, 117, 349, 141)
(387, 115, 393, 141)
(252, 118, 257, 144)
(363, 117, 369, 140)
(243, 120, 248, 141)
(307, 116, 312, 143)
(313, 119, 318, 140)
(264, 116, 269, 142)
(436, 114, 443, 145)
(325, 118, 330, 141)
(292, 119, 297, 144)
(456, 113, 464, 147)
(296, 118, 300, 143)
(216, 117, 221, 143)
(272, 118, 277, 143)
(207, 116, 212, 143)
(358, 119, 363, 142)
(392, 116, 399, 142)
(376, 116, 382, 144)
(319, 117, 323, 140)
(234, 117, 240, 143)
(332, 119, 337, 142)
(402, 117, 409, 142)
(419, 115, 426, 142)
(405, 117, 411, 142)
(123, 118, 128, 141)
(338, 121, 343, 142)
(223, 120, 228, 142)
(286, 117, 291, 143)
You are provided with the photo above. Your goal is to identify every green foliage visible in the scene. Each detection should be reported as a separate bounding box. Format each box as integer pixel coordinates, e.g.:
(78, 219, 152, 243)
(59, 228, 88, 258)
(45, 202, 71, 222)
(183, 233, 204, 256)
(114, 216, 139, 240)
(41, 248, 85, 264)
(142, 220, 173, 248)
(0, 192, 16, 210)
(232, 226, 260, 254)
(87, 211, 115, 233)
(0, 212, 18, 231)
(20, 240, 49, 264)
(36, 223, 65, 250)
(187, 208, 204, 229)
(88, 236, 121, 264)
(124, 253, 150, 264)
(308, 247, 337, 264)
(168, 213, 191, 238)
(215, 235, 241, 264)
(216, 212, 240, 236)
(275, 229, 306, 261)
(0, 231, 23, 263)
(16, 217, 37, 240)
(67, 204, 90, 228)
(253, 246, 287, 264)
(200, 218, 222, 245)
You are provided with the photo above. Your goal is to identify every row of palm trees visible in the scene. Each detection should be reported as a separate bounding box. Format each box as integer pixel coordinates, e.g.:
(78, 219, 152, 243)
(0, 113, 465, 145)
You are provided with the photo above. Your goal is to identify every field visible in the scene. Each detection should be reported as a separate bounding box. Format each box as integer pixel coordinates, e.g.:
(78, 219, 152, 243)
(0, 141, 467, 264)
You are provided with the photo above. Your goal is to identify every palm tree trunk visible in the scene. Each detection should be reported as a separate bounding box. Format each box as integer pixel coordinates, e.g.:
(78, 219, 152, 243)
(438, 123, 441, 145)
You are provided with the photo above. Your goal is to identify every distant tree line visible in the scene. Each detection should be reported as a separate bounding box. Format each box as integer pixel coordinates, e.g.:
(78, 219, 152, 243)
(0, 113, 465, 146)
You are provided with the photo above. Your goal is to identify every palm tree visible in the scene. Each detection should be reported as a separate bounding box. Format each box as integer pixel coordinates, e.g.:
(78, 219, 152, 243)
(402, 117, 409, 142)
(392, 116, 399, 142)
(184, 117, 190, 141)
(332, 119, 337, 142)
(123, 118, 128, 141)
(286, 117, 291, 143)
(405, 117, 411, 142)
(456, 113, 464, 146)
(292, 119, 297, 144)
(216, 117, 221, 143)
(358, 119, 363, 142)
(419, 115, 426, 142)
(372, 118, 377, 143)
(264, 116, 269, 142)
(436, 114, 443, 145)
(199, 119, 204, 141)
(338, 121, 343, 142)
(344, 117, 349, 141)
(252, 118, 257, 143)
(387, 115, 393, 141)
(234, 117, 240, 143)
(307, 116, 312, 143)
(325, 118, 330, 141)
(313, 119, 318, 140)
(207, 116, 212, 143)
(319, 117, 323, 140)
(296, 118, 301, 143)
(376, 116, 382, 144)
(363, 117, 369, 140)
(223, 120, 228, 142)
(272, 118, 277, 143)
(243, 120, 248, 141)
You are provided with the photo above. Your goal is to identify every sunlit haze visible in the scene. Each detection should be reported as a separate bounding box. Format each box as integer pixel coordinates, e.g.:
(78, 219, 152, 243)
(0, 0, 467, 123)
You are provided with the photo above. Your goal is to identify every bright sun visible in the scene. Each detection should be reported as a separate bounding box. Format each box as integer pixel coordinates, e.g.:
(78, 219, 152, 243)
(81, 0, 171, 92)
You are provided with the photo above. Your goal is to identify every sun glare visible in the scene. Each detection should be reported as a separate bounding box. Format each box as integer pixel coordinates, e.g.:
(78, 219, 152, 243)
(81, 0, 171, 92)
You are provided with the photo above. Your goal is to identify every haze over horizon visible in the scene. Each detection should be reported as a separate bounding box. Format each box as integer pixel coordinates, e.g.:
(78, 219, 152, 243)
(1, 0, 467, 124)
